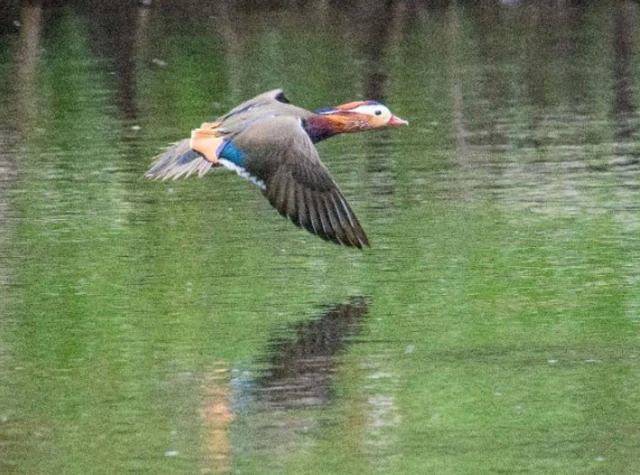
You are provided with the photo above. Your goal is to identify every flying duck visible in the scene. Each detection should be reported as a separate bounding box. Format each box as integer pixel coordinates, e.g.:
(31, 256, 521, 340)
(145, 89, 407, 248)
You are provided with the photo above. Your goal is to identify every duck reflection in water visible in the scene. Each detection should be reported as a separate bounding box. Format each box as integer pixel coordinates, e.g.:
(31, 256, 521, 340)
(200, 298, 368, 472)
(256, 297, 368, 410)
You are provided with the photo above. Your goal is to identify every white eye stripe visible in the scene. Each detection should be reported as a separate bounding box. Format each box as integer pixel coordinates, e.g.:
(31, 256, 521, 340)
(351, 104, 391, 117)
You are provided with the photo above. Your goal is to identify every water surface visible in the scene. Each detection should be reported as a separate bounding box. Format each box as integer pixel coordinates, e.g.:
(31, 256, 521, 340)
(1, 1, 639, 474)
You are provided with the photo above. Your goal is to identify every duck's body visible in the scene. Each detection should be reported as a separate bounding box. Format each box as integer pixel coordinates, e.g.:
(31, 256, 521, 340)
(145, 89, 407, 248)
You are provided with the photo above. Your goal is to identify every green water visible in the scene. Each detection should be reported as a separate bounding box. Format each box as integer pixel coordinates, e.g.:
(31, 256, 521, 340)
(1, 1, 639, 474)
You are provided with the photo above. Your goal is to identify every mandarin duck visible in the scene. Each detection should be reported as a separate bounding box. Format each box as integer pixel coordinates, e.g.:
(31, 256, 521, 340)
(145, 89, 407, 248)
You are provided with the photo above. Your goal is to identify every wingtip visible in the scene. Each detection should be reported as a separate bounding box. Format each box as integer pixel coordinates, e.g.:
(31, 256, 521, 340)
(350, 236, 370, 250)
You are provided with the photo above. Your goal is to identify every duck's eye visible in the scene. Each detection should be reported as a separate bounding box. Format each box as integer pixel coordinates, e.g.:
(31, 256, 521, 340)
(375, 110, 382, 116)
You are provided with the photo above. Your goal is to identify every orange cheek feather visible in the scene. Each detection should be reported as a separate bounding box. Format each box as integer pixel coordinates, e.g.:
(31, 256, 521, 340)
(324, 113, 387, 132)
(370, 115, 388, 128)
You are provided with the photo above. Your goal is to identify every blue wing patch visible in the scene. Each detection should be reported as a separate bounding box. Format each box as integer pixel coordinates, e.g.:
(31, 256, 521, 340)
(218, 141, 246, 167)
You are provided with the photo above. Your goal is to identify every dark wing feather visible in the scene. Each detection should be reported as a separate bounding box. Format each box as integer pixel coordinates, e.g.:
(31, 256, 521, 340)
(234, 116, 369, 248)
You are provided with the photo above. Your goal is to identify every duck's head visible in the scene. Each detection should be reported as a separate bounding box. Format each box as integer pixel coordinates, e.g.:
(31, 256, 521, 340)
(312, 100, 408, 136)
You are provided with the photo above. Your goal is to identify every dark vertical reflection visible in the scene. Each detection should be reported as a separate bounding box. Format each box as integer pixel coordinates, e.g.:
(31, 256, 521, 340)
(256, 297, 368, 410)
(88, 1, 140, 119)
(4, 1, 40, 221)
(15, 2, 42, 135)
(358, 1, 408, 206)
(612, 0, 638, 148)
(469, 0, 509, 147)
(557, 1, 588, 109)
(522, 2, 548, 147)
(214, 1, 246, 101)
(0, 4, 42, 469)
(445, 1, 468, 156)
(358, 0, 395, 102)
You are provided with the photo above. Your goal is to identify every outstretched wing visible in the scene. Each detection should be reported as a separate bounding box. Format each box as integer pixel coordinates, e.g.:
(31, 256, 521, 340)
(218, 89, 291, 122)
(235, 116, 370, 248)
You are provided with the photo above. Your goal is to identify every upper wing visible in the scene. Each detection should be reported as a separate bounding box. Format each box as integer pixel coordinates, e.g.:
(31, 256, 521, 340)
(235, 116, 370, 248)
(218, 89, 291, 122)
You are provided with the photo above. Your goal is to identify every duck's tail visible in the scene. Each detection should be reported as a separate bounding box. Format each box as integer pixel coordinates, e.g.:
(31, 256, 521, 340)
(144, 139, 215, 180)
